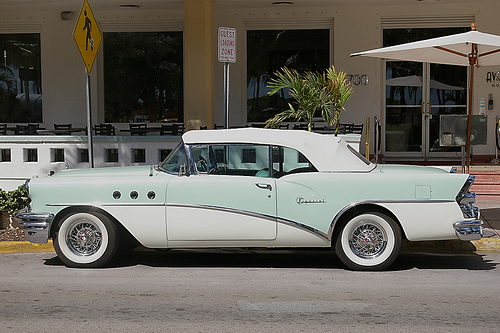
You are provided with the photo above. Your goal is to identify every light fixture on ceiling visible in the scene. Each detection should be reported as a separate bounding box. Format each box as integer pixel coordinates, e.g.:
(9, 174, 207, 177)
(272, 1, 293, 6)
(120, 4, 140, 9)
(60, 11, 73, 21)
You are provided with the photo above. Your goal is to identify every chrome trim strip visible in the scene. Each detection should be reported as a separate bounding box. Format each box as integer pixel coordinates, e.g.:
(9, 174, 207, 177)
(47, 203, 165, 207)
(166, 203, 329, 241)
(276, 217, 329, 240)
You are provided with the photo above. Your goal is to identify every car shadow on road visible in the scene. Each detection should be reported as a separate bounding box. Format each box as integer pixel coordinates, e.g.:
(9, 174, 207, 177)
(392, 251, 497, 271)
(43, 247, 497, 271)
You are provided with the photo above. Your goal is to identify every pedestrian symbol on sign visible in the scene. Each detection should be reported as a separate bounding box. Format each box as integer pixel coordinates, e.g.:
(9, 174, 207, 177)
(83, 10, 93, 51)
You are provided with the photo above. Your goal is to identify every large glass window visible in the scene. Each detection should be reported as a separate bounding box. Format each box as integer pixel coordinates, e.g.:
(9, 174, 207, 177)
(384, 27, 468, 154)
(103, 32, 183, 123)
(0, 34, 42, 123)
(247, 29, 330, 122)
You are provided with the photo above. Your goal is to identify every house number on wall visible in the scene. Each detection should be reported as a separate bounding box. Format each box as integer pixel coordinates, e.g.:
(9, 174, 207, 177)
(347, 74, 369, 86)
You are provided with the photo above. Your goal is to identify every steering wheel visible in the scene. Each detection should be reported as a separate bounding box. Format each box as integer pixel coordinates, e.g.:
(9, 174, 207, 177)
(197, 156, 207, 172)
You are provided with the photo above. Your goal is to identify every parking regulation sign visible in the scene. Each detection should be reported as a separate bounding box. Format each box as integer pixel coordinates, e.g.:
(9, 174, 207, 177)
(218, 27, 236, 63)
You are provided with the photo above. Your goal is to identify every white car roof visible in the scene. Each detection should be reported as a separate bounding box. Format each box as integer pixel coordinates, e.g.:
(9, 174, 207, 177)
(182, 128, 374, 172)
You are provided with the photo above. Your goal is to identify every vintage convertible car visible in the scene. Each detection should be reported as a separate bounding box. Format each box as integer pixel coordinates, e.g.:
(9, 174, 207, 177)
(16, 128, 482, 270)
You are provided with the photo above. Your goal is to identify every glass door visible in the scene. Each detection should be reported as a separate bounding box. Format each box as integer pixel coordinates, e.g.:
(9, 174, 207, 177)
(385, 62, 467, 157)
(427, 64, 467, 155)
(385, 61, 424, 154)
(383, 27, 469, 158)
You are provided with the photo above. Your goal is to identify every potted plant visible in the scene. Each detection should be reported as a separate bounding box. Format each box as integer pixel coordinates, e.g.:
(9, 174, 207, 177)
(0, 185, 30, 229)
(265, 65, 353, 134)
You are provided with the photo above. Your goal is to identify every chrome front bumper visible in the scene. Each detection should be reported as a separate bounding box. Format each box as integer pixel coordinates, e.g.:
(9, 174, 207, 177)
(15, 209, 54, 244)
(453, 220, 483, 241)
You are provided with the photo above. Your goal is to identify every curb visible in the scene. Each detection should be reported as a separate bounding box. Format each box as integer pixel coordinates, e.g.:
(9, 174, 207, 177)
(0, 240, 54, 254)
(1, 238, 500, 254)
(472, 238, 500, 251)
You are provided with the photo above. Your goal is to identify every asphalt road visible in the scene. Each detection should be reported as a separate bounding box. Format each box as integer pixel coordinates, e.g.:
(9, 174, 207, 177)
(1, 248, 499, 332)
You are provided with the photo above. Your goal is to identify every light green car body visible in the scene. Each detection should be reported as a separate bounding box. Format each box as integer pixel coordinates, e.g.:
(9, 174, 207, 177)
(17, 128, 482, 269)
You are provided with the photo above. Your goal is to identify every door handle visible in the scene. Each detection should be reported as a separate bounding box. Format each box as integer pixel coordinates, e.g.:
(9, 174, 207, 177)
(255, 183, 272, 191)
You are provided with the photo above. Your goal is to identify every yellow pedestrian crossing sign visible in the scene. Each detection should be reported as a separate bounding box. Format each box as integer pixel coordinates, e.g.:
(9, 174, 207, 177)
(73, 0, 102, 74)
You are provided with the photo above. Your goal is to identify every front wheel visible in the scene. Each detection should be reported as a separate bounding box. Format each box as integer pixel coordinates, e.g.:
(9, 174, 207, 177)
(335, 212, 401, 270)
(53, 211, 119, 268)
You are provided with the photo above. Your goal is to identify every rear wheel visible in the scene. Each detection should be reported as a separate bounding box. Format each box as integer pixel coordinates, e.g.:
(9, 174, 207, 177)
(53, 211, 119, 268)
(335, 212, 401, 270)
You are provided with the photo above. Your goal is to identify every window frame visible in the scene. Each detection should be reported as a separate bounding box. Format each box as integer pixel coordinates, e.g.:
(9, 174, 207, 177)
(186, 143, 318, 178)
(97, 21, 184, 125)
(0, 32, 42, 123)
(242, 20, 333, 124)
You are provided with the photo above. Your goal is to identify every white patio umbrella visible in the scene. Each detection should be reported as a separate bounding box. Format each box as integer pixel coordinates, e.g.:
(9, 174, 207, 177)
(351, 23, 500, 171)
(386, 75, 465, 91)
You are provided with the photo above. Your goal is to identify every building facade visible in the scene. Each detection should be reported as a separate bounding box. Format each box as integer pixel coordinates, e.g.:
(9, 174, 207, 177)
(1, 0, 500, 189)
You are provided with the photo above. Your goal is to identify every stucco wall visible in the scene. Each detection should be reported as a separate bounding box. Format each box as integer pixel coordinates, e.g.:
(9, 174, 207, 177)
(2, 2, 500, 157)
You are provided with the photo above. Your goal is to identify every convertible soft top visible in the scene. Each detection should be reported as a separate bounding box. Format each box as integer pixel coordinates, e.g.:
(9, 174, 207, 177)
(182, 128, 374, 172)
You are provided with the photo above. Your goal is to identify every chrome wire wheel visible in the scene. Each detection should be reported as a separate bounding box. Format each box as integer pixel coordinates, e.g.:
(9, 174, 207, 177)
(348, 221, 387, 259)
(53, 211, 119, 268)
(335, 212, 401, 270)
(66, 219, 102, 256)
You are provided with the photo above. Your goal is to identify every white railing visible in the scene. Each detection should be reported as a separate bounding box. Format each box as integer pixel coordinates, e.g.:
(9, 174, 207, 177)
(0, 135, 181, 190)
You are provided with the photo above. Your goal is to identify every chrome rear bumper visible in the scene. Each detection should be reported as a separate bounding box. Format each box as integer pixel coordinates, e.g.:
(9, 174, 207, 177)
(453, 220, 483, 241)
(15, 209, 53, 244)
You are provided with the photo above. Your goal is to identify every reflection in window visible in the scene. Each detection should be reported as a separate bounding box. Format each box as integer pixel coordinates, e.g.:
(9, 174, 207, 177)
(103, 32, 183, 123)
(160, 143, 187, 173)
(0, 34, 42, 123)
(206, 144, 269, 176)
(159, 149, 172, 163)
(191, 145, 209, 173)
(384, 27, 469, 153)
(272, 146, 317, 178)
(247, 29, 329, 122)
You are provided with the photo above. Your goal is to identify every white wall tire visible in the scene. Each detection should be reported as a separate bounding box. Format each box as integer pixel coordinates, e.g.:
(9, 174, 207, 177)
(335, 212, 401, 270)
(53, 211, 119, 268)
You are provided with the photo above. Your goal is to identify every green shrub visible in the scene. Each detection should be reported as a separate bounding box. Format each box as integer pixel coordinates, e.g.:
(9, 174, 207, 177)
(0, 185, 31, 216)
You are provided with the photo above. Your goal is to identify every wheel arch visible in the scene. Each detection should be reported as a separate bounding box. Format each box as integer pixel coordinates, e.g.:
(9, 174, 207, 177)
(50, 205, 135, 244)
(329, 202, 406, 245)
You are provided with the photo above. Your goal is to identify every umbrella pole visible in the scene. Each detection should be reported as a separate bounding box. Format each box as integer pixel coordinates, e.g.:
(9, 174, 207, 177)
(466, 63, 473, 173)
(466, 40, 477, 174)
(466, 23, 478, 174)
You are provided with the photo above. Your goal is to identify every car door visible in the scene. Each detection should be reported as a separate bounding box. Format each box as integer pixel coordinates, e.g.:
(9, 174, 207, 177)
(166, 144, 277, 241)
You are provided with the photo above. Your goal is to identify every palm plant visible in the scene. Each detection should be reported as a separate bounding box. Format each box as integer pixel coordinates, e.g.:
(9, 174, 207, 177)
(265, 65, 353, 134)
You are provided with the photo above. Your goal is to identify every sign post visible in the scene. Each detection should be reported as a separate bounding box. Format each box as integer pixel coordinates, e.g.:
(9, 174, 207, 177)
(218, 27, 236, 129)
(73, 0, 102, 168)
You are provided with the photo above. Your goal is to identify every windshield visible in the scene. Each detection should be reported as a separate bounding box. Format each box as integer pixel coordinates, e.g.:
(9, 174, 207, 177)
(158, 142, 188, 174)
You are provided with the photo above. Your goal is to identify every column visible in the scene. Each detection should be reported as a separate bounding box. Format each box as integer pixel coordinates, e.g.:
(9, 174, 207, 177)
(183, 0, 214, 130)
